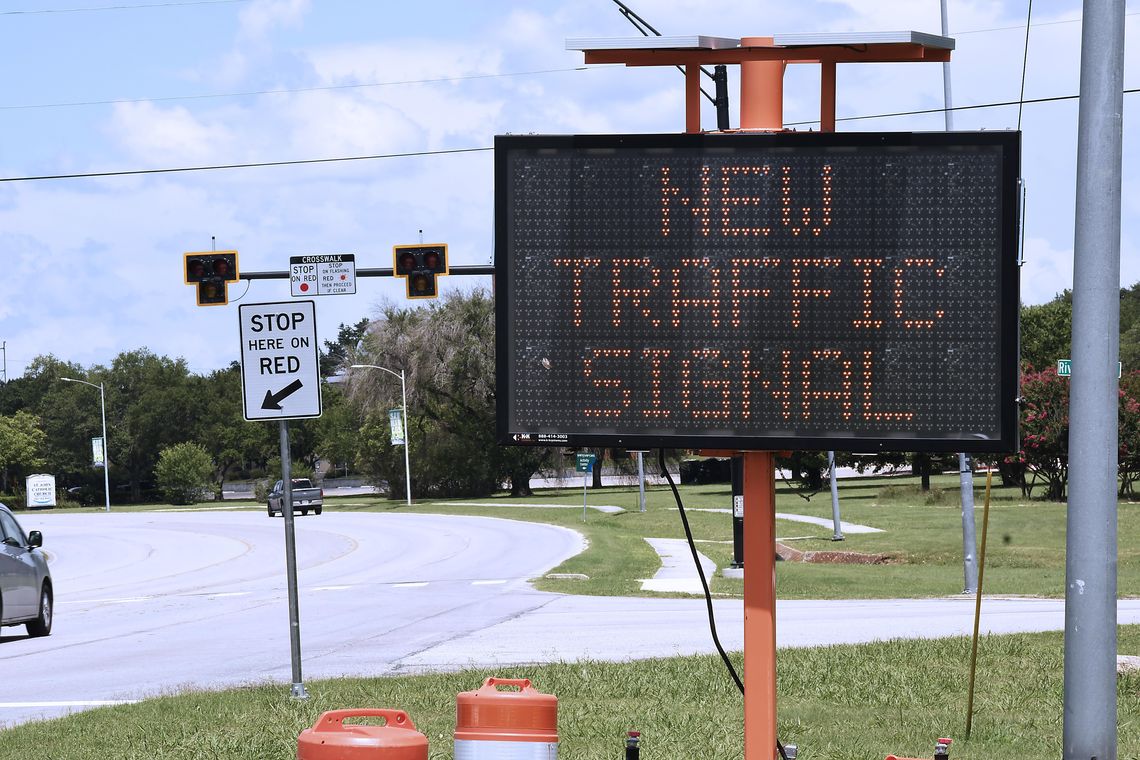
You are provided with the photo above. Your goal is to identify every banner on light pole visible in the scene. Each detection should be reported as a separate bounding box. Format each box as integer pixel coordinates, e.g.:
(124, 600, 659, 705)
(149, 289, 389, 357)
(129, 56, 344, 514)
(91, 437, 105, 467)
(389, 408, 405, 445)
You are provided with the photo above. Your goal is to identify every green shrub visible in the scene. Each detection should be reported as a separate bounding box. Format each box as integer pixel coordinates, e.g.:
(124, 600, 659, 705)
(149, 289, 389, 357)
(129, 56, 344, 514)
(154, 443, 213, 505)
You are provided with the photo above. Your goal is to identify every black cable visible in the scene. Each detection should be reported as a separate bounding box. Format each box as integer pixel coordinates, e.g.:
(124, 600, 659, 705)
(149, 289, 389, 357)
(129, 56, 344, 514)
(785, 87, 1140, 127)
(2, 0, 245, 14)
(657, 448, 743, 693)
(657, 449, 789, 760)
(9, 85, 1135, 185)
(609, 0, 717, 104)
(0, 66, 591, 111)
(1017, 0, 1034, 131)
(0, 145, 492, 183)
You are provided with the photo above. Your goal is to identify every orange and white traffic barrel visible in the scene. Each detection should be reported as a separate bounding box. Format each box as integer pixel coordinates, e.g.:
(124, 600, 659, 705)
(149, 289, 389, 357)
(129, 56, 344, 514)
(297, 708, 428, 760)
(454, 677, 559, 759)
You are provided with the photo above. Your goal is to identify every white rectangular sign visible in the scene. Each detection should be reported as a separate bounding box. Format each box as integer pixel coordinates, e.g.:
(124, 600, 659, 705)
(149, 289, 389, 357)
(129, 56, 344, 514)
(239, 301, 323, 420)
(290, 254, 356, 297)
(25, 474, 56, 508)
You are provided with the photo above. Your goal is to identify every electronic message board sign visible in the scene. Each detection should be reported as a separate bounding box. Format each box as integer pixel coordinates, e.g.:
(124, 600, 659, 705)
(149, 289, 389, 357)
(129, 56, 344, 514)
(495, 132, 1020, 452)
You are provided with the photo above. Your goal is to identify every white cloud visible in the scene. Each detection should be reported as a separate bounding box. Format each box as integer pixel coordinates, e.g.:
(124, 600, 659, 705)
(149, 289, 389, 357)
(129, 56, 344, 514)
(239, 0, 311, 40)
(108, 101, 237, 165)
(1020, 236, 1073, 304)
(4, 0, 1136, 380)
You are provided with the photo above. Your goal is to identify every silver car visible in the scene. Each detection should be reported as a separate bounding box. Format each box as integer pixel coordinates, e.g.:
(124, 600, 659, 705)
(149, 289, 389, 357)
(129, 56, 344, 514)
(0, 503, 52, 637)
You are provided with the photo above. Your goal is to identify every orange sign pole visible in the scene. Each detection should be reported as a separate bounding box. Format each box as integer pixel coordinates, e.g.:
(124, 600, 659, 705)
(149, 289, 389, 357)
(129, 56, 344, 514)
(737, 40, 785, 759)
(740, 37, 785, 132)
(743, 451, 779, 759)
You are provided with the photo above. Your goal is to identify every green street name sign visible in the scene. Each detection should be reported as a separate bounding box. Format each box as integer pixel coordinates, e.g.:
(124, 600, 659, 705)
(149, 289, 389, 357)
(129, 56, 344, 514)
(1057, 359, 1122, 378)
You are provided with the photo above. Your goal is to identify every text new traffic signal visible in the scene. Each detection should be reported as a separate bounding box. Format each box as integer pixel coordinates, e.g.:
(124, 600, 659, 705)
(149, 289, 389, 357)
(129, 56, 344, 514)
(393, 243, 448, 299)
(184, 251, 240, 306)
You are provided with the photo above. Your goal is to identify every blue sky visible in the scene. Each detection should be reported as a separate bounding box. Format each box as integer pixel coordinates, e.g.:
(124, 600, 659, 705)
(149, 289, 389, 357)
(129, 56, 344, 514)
(0, 0, 1136, 378)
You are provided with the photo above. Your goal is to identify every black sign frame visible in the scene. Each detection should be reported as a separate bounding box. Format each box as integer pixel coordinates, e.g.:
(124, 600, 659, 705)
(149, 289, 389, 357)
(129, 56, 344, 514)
(495, 131, 1020, 453)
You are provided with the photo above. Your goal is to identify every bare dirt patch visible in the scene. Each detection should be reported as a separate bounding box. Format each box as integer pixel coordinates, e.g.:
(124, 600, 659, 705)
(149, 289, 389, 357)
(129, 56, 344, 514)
(776, 542, 892, 564)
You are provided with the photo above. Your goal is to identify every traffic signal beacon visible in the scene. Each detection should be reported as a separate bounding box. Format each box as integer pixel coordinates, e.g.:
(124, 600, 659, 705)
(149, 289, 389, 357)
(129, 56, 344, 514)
(393, 243, 448, 299)
(184, 251, 240, 306)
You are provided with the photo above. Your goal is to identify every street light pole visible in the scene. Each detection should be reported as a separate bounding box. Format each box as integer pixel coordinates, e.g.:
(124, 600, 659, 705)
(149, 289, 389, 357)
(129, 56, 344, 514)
(350, 364, 412, 506)
(60, 377, 111, 513)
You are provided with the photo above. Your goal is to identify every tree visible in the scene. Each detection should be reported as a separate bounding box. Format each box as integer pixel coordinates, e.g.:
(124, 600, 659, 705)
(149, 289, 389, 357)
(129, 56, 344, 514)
(778, 451, 830, 492)
(5, 356, 97, 488)
(320, 318, 370, 377)
(348, 290, 553, 498)
(105, 349, 197, 500)
(1118, 372, 1140, 497)
(191, 363, 276, 498)
(1020, 294, 1072, 371)
(0, 412, 47, 493)
(312, 383, 362, 478)
(1018, 367, 1070, 500)
(154, 442, 213, 504)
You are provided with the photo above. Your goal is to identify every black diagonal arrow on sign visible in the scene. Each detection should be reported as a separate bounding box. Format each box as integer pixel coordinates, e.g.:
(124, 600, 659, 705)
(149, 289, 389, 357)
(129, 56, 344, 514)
(262, 379, 304, 410)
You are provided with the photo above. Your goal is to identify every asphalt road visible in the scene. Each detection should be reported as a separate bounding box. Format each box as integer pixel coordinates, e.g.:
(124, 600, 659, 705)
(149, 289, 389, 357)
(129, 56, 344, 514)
(3, 509, 1139, 729)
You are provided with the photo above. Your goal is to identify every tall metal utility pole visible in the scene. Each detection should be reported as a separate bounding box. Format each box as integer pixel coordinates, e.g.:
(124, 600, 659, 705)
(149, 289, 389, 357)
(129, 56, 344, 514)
(1064, 2, 1125, 758)
(940, 0, 954, 132)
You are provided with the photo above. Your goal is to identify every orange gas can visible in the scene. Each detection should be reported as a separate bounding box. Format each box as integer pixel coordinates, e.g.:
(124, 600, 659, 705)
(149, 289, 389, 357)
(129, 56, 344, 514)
(297, 708, 428, 760)
(454, 677, 558, 759)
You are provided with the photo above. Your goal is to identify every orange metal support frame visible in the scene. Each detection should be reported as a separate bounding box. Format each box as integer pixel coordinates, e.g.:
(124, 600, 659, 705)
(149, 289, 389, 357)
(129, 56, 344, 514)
(584, 34, 950, 760)
(582, 38, 949, 136)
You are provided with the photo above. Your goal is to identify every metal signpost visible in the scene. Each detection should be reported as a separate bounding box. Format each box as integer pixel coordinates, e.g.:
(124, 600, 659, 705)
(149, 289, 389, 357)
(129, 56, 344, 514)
(1065, 3, 1126, 757)
(60, 376, 111, 513)
(576, 452, 596, 521)
(629, 450, 648, 512)
(238, 300, 323, 700)
(827, 452, 843, 542)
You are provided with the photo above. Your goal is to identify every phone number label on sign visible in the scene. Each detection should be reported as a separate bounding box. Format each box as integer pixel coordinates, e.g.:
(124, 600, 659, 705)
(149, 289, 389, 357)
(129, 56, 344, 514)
(495, 132, 1020, 452)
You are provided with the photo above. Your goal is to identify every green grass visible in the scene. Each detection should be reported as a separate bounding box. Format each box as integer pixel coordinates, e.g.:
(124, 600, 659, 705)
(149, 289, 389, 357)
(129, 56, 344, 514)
(313, 474, 1140, 600)
(4, 627, 1139, 759)
(26, 473, 1140, 600)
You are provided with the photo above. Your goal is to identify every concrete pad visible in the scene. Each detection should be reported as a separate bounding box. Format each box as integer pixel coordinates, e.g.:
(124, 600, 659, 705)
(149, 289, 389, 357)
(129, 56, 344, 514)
(686, 508, 883, 534)
(640, 538, 716, 594)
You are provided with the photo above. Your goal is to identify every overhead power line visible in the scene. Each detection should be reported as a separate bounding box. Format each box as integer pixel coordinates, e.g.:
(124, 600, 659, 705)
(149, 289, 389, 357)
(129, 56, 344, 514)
(1017, 0, 1035, 131)
(2, 0, 246, 15)
(0, 66, 594, 112)
(786, 87, 1139, 127)
(953, 10, 1140, 36)
(3, 88, 1137, 184)
(0, 146, 492, 183)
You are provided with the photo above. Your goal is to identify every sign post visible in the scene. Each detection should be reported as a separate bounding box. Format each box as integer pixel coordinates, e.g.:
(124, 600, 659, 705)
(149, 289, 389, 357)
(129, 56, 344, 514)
(239, 300, 322, 701)
(576, 452, 596, 521)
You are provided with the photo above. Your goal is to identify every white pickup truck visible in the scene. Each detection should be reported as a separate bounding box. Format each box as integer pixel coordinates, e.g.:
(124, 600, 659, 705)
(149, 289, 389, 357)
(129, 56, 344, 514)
(267, 478, 323, 517)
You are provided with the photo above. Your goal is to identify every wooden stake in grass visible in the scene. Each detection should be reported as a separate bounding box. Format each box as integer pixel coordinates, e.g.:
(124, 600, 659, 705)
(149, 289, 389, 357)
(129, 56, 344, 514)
(965, 468, 994, 738)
